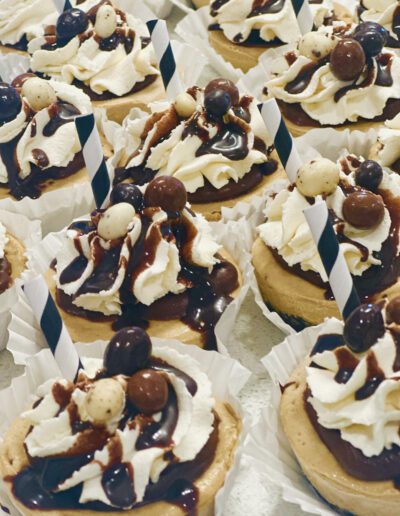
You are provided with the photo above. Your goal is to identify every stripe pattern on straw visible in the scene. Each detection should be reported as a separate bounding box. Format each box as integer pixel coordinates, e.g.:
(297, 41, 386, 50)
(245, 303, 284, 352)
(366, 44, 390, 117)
(146, 19, 183, 100)
(290, 0, 314, 35)
(23, 276, 83, 381)
(258, 99, 302, 183)
(304, 201, 360, 319)
(52, 0, 72, 13)
(75, 113, 111, 209)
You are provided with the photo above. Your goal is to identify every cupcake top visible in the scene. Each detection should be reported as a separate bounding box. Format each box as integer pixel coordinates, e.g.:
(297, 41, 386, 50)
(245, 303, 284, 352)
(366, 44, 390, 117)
(0, 0, 54, 49)
(0, 221, 10, 293)
(12, 327, 219, 511)
(258, 156, 400, 298)
(28, 0, 159, 99)
(209, 0, 333, 45)
(0, 74, 91, 199)
(375, 112, 400, 172)
(117, 79, 276, 202)
(359, 0, 400, 48)
(265, 21, 400, 126)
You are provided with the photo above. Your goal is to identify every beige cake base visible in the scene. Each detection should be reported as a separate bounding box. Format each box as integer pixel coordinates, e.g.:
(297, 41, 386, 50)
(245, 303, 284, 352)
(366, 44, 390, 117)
(0, 400, 240, 516)
(280, 363, 400, 516)
(46, 247, 242, 346)
(192, 0, 208, 7)
(0, 44, 27, 56)
(4, 232, 26, 283)
(252, 237, 400, 326)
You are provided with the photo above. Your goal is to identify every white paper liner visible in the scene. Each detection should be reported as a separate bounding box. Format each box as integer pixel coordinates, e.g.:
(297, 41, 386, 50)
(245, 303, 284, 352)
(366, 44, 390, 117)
(0, 210, 41, 351)
(0, 336, 251, 516)
(142, 0, 173, 18)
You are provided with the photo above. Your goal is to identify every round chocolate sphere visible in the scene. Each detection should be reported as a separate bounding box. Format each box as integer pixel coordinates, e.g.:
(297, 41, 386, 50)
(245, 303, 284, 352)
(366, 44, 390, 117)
(127, 369, 168, 415)
(355, 160, 383, 191)
(0, 83, 22, 124)
(330, 39, 366, 81)
(343, 304, 385, 353)
(355, 22, 388, 45)
(56, 8, 89, 40)
(386, 297, 400, 325)
(354, 29, 384, 57)
(342, 191, 385, 229)
(110, 183, 143, 211)
(104, 327, 152, 376)
(204, 89, 232, 118)
(144, 176, 187, 213)
(204, 78, 239, 106)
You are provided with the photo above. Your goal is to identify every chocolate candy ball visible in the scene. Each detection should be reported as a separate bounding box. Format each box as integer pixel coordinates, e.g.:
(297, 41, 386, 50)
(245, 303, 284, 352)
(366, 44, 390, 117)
(386, 297, 400, 325)
(104, 327, 152, 376)
(111, 183, 143, 211)
(330, 39, 366, 81)
(144, 176, 187, 213)
(56, 8, 89, 40)
(204, 89, 232, 118)
(354, 30, 384, 58)
(343, 304, 385, 353)
(355, 160, 383, 191)
(204, 78, 239, 106)
(0, 83, 22, 124)
(127, 369, 168, 415)
(355, 22, 388, 45)
(342, 191, 384, 229)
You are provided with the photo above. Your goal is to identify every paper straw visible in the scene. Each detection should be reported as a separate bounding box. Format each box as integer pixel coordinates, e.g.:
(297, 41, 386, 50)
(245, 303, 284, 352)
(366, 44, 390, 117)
(304, 201, 361, 319)
(23, 276, 82, 381)
(258, 99, 302, 183)
(75, 113, 111, 209)
(52, 0, 72, 13)
(146, 19, 183, 100)
(290, 0, 314, 36)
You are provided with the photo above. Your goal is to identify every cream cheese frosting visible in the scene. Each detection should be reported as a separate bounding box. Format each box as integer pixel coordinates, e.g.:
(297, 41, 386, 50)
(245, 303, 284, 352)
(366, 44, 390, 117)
(360, 0, 400, 46)
(28, 0, 159, 97)
(0, 221, 8, 259)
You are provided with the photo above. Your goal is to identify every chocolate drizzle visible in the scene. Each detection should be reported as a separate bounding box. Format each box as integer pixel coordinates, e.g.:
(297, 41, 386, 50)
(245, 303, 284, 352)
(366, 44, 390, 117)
(0, 256, 12, 294)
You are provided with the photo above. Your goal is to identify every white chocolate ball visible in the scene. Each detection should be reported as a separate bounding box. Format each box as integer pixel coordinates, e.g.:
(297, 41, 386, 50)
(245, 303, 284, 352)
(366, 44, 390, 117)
(21, 77, 57, 111)
(94, 4, 117, 39)
(296, 158, 340, 197)
(85, 379, 125, 424)
(174, 92, 197, 118)
(298, 32, 337, 61)
(97, 202, 136, 240)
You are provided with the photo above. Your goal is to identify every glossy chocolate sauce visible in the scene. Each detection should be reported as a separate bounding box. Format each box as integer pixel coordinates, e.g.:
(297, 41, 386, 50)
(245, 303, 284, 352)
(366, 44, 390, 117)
(0, 256, 11, 294)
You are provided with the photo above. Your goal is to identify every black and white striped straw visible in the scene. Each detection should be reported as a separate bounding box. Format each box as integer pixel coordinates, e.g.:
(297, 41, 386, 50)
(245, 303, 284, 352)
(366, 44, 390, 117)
(290, 0, 314, 35)
(146, 19, 183, 100)
(304, 202, 361, 319)
(52, 0, 73, 13)
(23, 276, 83, 381)
(75, 113, 111, 209)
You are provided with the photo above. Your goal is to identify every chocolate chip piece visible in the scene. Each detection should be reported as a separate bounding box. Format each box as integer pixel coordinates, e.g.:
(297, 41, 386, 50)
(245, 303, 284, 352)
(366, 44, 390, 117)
(56, 8, 89, 41)
(144, 176, 187, 213)
(343, 304, 385, 353)
(204, 89, 232, 118)
(342, 191, 385, 229)
(111, 183, 144, 211)
(355, 160, 383, 191)
(204, 78, 239, 105)
(0, 83, 22, 124)
(354, 29, 384, 58)
(386, 297, 400, 324)
(104, 327, 152, 376)
(127, 369, 168, 415)
(330, 39, 366, 81)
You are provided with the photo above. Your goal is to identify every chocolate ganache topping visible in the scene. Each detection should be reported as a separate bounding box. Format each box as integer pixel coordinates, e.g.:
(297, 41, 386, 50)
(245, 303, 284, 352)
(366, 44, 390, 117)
(115, 78, 277, 203)
(265, 21, 400, 127)
(0, 222, 12, 294)
(54, 177, 239, 349)
(0, 74, 91, 199)
(8, 327, 219, 512)
(258, 156, 400, 301)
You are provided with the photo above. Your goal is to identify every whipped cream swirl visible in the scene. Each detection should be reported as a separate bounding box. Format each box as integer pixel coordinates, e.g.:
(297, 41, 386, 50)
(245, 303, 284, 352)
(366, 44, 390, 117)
(0, 222, 8, 260)
(360, 0, 400, 46)
(376, 112, 400, 169)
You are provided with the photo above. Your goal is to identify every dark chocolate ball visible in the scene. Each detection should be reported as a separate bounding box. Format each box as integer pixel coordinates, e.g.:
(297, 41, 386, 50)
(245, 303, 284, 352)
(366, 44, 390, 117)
(0, 83, 22, 124)
(354, 29, 384, 57)
(204, 89, 232, 117)
(386, 297, 400, 324)
(204, 78, 239, 106)
(104, 327, 152, 376)
(355, 22, 388, 45)
(127, 369, 168, 415)
(342, 191, 385, 229)
(355, 160, 383, 191)
(144, 176, 187, 213)
(110, 183, 143, 211)
(56, 8, 89, 40)
(343, 304, 385, 353)
(209, 262, 239, 296)
(330, 39, 366, 81)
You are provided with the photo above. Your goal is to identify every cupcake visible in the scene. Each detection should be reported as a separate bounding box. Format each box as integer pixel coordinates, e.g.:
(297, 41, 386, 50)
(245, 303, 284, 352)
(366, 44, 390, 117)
(0, 73, 92, 201)
(114, 78, 284, 221)
(252, 155, 400, 329)
(358, 0, 400, 49)
(206, 0, 352, 72)
(280, 301, 400, 515)
(27, 0, 161, 123)
(0, 326, 242, 514)
(47, 177, 242, 347)
(264, 21, 400, 136)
